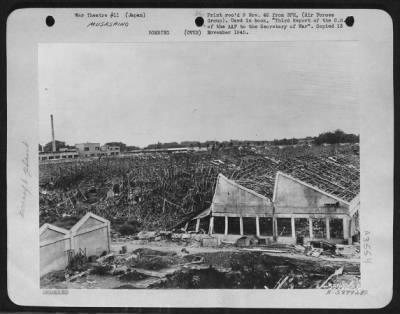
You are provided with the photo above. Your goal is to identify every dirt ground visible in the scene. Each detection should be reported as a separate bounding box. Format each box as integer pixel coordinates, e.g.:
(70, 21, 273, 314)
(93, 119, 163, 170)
(41, 238, 360, 290)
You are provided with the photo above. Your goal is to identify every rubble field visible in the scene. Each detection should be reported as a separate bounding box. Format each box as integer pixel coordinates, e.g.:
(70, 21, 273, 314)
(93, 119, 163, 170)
(40, 144, 360, 290)
(39, 144, 359, 232)
(41, 238, 360, 290)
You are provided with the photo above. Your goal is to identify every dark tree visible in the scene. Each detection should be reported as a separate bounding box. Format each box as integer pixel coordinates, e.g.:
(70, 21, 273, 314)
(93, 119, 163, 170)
(126, 145, 141, 151)
(315, 129, 359, 145)
(105, 142, 127, 152)
(43, 140, 67, 152)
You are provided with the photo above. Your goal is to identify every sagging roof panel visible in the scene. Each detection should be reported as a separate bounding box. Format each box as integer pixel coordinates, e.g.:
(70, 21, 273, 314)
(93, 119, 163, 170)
(211, 174, 273, 216)
(273, 172, 350, 210)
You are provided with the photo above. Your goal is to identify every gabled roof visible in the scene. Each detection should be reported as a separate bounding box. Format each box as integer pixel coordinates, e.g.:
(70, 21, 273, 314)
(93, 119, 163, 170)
(211, 174, 273, 216)
(40, 223, 70, 236)
(70, 212, 110, 233)
(214, 174, 272, 203)
(273, 171, 352, 205)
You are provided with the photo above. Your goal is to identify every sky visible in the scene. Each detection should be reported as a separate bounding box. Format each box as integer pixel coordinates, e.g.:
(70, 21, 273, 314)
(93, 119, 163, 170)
(39, 41, 359, 147)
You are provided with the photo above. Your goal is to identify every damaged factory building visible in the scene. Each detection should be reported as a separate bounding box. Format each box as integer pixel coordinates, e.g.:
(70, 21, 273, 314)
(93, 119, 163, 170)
(184, 172, 360, 245)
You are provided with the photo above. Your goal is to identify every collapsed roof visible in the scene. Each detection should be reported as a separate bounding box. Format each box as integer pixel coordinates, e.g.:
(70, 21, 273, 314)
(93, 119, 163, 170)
(231, 155, 359, 203)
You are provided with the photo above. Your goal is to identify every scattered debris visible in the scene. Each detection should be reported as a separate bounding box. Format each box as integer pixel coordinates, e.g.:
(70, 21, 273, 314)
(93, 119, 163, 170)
(67, 270, 88, 282)
(136, 231, 157, 240)
(275, 275, 290, 289)
(319, 266, 344, 288)
(236, 235, 259, 247)
(41, 245, 360, 290)
(40, 144, 359, 234)
(90, 264, 114, 275)
(307, 248, 323, 257)
(39, 144, 360, 290)
(202, 238, 218, 247)
(335, 244, 360, 258)
(119, 270, 149, 282)
(240, 248, 287, 254)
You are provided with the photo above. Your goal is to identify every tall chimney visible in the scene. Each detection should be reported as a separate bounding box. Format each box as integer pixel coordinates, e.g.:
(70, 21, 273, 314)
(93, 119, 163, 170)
(51, 114, 56, 152)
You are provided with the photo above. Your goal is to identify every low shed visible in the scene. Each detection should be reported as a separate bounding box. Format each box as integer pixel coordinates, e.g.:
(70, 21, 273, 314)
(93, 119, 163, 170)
(40, 212, 111, 277)
(70, 212, 111, 257)
(40, 224, 71, 277)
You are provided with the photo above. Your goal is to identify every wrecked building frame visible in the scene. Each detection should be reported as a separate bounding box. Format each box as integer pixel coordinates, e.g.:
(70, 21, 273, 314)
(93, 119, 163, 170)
(184, 172, 360, 244)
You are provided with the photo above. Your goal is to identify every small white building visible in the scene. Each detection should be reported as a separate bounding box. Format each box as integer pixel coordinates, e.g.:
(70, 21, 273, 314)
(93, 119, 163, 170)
(40, 212, 111, 277)
(75, 143, 101, 158)
(75, 143, 121, 157)
(101, 145, 120, 156)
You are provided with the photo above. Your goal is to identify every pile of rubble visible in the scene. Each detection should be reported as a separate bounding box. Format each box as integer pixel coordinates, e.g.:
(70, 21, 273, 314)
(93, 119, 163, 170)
(40, 245, 360, 290)
(112, 230, 224, 249)
(39, 144, 360, 234)
(41, 248, 207, 289)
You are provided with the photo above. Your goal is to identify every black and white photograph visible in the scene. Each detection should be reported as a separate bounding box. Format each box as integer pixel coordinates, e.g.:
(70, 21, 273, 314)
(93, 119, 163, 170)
(6, 8, 393, 308)
(38, 41, 361, 289)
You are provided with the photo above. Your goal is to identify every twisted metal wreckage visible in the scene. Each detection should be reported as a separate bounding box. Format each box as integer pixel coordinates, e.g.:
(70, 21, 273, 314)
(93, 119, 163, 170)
(182, 171, 360, 245)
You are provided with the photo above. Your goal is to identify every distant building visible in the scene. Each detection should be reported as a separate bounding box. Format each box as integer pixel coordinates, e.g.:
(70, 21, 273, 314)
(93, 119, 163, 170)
(297, 137, 314, 145)
(75, 143, 101, 158)
(190, 146, 208, 152)
(101, 145, 120, 156)
(39, 150, 79, 161)
(40, 143, 121, 160)
(128, 147, 191, 154)
(75, 143, 121, 157)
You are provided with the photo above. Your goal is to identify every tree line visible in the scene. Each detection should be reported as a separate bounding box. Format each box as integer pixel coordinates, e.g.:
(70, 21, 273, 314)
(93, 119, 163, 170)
(273, 130, 359, 146)
(39, 129, 359, 153)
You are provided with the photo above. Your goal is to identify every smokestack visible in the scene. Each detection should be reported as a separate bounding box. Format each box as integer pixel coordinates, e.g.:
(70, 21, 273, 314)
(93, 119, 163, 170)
(51, 114, 56, 152)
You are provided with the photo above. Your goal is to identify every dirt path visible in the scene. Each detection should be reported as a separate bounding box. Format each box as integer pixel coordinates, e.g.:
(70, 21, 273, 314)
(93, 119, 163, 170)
(111, 239, 239, 255)
(111, 239, 360, 265)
